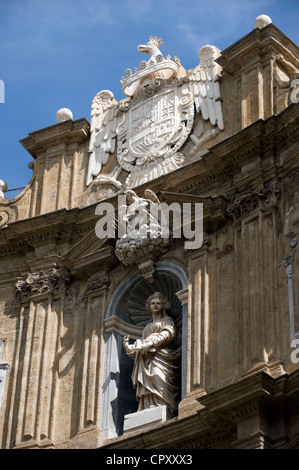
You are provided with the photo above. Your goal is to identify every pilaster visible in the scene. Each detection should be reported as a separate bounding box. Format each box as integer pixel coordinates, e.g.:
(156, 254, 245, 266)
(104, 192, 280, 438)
(11, 267, 71, 449)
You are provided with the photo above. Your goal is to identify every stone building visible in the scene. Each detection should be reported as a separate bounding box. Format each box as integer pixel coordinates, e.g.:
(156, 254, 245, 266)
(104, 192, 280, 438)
(0, 15, 299, 449)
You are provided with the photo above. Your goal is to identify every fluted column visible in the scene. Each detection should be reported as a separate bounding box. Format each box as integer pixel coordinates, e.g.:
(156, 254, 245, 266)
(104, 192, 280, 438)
(12, 267, 70, 449)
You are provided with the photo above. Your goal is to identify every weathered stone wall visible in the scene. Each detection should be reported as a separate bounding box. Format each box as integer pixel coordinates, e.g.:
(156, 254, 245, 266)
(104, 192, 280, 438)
(0, 22, 298, 449)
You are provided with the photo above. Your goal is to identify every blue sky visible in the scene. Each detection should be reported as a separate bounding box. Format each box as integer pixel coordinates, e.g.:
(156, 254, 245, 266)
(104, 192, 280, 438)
(0, 0, 298, 190)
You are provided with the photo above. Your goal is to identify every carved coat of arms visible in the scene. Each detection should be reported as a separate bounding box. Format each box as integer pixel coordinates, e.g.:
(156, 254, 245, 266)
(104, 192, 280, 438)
(87, 36, 224, 190)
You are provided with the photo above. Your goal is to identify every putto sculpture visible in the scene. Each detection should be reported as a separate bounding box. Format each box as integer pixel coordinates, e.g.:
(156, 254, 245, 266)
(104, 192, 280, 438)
(123, 292, 181, 417)
(114, 189, 172, 282)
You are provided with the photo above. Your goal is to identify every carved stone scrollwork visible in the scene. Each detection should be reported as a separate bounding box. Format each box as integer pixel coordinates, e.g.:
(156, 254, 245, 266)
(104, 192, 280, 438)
(87, 38, 224, 191)
(227, 179, 281, 220)
(0, 206, 17, 228)
(15, 267, 72, 302)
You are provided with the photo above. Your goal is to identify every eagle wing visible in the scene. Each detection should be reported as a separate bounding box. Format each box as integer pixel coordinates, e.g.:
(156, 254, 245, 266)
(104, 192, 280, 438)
(87, 90, 118, 185)
(144, 189, 160, 204)
(188, 45, 224, 130)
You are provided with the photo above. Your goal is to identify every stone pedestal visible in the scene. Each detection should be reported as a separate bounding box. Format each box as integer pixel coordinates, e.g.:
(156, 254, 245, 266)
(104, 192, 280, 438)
(124, 406, 169, 434)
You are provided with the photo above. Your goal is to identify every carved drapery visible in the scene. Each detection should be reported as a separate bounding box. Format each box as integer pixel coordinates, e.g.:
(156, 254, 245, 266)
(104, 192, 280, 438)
(101, 263, 187, 439)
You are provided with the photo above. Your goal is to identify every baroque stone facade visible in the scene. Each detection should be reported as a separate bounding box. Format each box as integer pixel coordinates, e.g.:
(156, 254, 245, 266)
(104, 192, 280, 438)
(0, 17, 299, 449)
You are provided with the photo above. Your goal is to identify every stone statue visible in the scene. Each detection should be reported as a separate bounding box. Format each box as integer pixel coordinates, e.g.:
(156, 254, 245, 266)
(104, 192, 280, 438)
(123, 292, 181, 417)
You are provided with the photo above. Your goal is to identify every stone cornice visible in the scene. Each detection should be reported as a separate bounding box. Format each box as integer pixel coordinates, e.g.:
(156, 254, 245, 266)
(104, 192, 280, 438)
(159, 191, 228, 233)
(128, 104, 299, 198)
(0, 207, 97, 256)
(20, 118, 90, 159)
(217, 23, 299, 74)
(64, 245, 118, 278)
(0, 106, 297, 260)
(102, 411, 212, 450)
(197, 370, 296, 427)
(101, 370, 299, 449)
(104, 315, 143, 340)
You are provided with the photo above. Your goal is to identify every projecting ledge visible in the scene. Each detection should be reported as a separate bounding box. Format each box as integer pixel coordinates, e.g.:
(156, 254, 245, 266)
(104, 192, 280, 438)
(20, 118, 90, 159)
(123, 406, 170, 434)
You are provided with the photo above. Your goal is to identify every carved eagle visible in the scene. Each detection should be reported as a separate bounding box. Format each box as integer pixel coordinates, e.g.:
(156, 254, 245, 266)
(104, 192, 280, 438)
(188, 45, 224, 130)
(86, 43, 224, 187)
(86, 90, 118, 186)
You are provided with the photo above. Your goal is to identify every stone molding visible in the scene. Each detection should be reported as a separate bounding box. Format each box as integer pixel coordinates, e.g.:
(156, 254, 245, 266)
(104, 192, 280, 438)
(20, 118, 90, 160)
(159, 191, 228, 235)
(227, 178, 281, 220)
(217, 23, 299, 76)
(103, 315, 143, 340)
(176, 106, 298, 197)
(102, 370, 299, 449)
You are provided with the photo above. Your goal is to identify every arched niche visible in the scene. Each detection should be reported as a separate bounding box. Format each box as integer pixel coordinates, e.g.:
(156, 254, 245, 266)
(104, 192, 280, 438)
(101, 262, 188, 440)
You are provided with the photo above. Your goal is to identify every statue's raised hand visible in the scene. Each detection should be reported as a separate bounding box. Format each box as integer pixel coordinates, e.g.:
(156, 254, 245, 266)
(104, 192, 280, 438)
(123, 335, 134, 353)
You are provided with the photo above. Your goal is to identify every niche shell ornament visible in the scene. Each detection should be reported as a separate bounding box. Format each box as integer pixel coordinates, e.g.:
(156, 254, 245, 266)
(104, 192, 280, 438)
(87, 37, 224, 189)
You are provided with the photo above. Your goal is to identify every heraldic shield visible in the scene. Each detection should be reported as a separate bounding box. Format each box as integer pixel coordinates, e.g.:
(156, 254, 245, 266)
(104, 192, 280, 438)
(116, 81, 194, 173)
(129, 90, 177, 159)
(87, 36, 224, 189)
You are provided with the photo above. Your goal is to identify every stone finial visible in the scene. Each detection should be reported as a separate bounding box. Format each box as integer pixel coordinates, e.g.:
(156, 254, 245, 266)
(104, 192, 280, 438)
(254, 14, 272, 29)
(0, 180, 7, 198)
(56, 108, 73, 123)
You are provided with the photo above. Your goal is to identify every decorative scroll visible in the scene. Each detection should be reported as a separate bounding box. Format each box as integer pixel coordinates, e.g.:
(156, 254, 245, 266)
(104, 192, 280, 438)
(227, 179, 281, 220)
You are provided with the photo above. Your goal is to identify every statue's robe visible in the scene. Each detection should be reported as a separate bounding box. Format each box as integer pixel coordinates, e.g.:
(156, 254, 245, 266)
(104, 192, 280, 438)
(128, 315, 181, 415)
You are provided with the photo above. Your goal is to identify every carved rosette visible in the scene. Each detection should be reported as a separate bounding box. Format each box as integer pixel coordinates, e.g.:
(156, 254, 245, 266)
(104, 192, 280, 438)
(16, 267, 72, 302)
(227, 179, 281, 220)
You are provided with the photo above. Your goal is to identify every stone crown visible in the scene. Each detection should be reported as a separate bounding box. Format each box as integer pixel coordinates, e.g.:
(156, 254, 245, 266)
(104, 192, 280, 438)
(120, 54, 181, 97)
